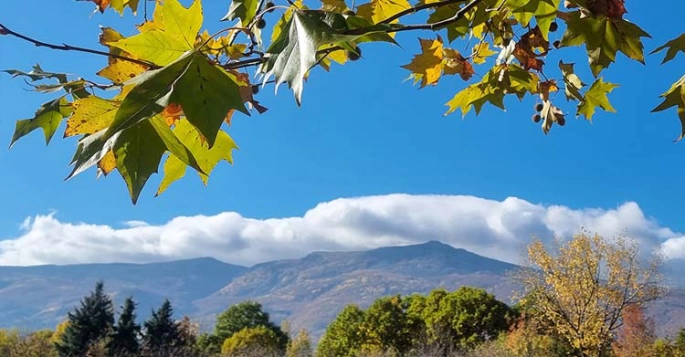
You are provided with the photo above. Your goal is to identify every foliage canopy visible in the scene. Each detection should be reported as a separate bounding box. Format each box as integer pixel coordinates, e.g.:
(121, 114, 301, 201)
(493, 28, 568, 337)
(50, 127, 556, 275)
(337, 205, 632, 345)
(1, 0, 684, 203)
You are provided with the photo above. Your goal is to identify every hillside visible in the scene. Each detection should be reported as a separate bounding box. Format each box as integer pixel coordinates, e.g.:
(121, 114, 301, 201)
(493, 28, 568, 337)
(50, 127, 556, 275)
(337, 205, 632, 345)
(0, 241, 683, 341)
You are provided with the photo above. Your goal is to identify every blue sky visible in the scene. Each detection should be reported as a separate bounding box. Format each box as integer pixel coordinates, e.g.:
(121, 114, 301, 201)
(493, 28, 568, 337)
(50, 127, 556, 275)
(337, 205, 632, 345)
(1, 1, 685, 265)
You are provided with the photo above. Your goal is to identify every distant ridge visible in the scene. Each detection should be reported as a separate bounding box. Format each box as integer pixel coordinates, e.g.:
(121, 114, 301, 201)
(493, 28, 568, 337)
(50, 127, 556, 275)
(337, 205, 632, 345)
(0, 241, 683, 341)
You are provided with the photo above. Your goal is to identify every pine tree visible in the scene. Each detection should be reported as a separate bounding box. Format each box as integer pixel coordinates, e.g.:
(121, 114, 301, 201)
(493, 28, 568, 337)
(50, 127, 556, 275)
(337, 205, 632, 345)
(142, 299, 179, 356)
(55, 280, 114, 357)
(108, 297, 140, 357)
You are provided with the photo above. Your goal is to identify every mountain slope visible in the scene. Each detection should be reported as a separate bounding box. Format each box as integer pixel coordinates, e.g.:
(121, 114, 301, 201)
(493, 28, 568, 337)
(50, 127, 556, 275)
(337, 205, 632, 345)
(0, 257, 246, 329)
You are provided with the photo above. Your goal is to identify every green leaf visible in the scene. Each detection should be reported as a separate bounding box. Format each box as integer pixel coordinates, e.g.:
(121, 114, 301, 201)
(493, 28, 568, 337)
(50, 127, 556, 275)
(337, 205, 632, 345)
(156, 119, 238, 196)
(651, 75, 685, 141)
(148, 115, 203, 174)
(108, 0, 202, 66)
(222, 0, 259, 26)
(10, 97, 72, 147)
(67, 129, 121, 180)
(561, 12, 650, 76)
(105, 52, 194, 140)
(260, 10, 395, 105)
(3, 64, 68, 83)
(650, 33, 685, 65)
(577, 77, 618, 120)
(505, 0, 560, 40)
(171, 52, 247, 147)
(558, 61, 585, 102)
(113, 120, 167, 204)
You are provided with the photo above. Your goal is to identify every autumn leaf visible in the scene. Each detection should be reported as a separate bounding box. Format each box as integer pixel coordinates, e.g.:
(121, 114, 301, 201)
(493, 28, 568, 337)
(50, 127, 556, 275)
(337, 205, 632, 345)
(10, 97, 72, 147)
(107, 0, 203, 66)
(97, 150, 117, 176)
(650, 33, 685, 65)
(540, 100, 566, 134)
(97, 27, 148, 84)
(161, 103, 184, 126)
(538, 80, 559, 102)
(651, 75, 685, 141)
(561, 11, 650, 76)
(442, 48, 474, 81)
(577, 77, 618, 120)
(401, 38, 444, 88)
(66, 97, 119, 137)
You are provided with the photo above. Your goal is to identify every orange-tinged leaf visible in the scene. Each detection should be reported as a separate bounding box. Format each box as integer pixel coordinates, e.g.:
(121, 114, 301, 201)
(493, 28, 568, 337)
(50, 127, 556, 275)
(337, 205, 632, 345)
(401, 37, 444, 88)
(92, 0, 111, 12)
(513, 44, 545, 71)
(162, 103, 183, 125)
(442, 48, 474, 81)
(539, 80, 559, 101)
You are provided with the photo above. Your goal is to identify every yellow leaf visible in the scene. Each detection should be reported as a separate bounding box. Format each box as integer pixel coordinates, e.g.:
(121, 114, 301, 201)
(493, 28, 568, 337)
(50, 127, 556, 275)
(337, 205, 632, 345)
(271, 0, 304, 43)
(97, 28, 148, 84)
(357, 0, 411, 24)
(97, 150, 117, 176)
(109, 0, 140, 15)
(401, 37, 443, 88)
(471, 42, 497, 65)
(108, 0, 203, 66)
(65, 97, 119, 137)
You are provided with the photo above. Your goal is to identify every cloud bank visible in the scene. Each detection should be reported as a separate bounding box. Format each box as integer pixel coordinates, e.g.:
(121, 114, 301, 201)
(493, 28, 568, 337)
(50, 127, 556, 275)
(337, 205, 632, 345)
(1, 194, 684, 267)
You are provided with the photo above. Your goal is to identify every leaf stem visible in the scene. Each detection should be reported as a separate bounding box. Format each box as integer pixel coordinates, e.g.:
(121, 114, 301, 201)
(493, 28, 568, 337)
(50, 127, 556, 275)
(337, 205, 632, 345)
(380, 0, 469, 24)
(387, 0, 484, 33)
(0, 22, 158, 69)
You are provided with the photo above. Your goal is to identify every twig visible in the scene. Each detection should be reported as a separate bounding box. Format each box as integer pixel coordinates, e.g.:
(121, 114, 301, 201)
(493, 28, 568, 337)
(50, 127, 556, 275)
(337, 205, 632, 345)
(0, 22, 158, 69)
(386, 0, 484, 33)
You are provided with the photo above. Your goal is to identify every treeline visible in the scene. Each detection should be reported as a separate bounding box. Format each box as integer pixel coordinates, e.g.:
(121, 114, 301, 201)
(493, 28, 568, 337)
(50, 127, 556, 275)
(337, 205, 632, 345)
(2, 232, 685, 356)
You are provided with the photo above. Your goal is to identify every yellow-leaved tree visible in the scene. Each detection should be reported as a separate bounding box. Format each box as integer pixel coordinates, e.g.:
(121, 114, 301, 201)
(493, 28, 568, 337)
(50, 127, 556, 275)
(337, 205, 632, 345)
(517, 231, 665, 357)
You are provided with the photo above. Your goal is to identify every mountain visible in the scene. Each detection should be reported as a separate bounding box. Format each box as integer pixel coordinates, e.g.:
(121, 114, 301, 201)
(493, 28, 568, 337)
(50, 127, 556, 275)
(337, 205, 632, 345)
(0, 241, 684, 342)
(0, 257, 246, 329)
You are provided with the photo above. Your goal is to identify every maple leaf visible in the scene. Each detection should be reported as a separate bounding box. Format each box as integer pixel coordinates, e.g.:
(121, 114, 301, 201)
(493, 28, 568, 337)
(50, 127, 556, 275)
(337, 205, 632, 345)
(652, 75, 685, 141)
(538, 80, 559, 101)
(442, 48, 474, 81)
(107, 0, 203, 66)
(10, 97, 72, 147)
(561, 11, 650, 76)
(97, 150, 117, 176)
(650, 34, 685, 65)
(505, 0, 561, 40)
(156, 119, 238, 196)
(401, 38, 444, 88)
(357, 0, 411, 24)
(576, 77, 618, 120)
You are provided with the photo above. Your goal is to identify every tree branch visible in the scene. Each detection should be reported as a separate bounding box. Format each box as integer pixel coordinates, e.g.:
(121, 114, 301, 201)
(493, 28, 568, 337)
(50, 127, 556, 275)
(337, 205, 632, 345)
(387, 0, 483, 33)
(0, 22, 158, 69)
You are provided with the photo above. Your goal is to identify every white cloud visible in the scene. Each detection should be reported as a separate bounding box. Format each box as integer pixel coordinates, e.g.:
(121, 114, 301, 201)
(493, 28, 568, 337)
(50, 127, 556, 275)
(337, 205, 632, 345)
(0, 194, 684, 267)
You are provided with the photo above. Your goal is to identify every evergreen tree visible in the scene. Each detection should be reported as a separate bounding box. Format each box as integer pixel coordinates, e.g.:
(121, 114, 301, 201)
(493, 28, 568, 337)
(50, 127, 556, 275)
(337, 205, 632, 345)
(55, 280, 114, 357)
(142, 299, 179, 356)
(108, 297, 140, 357)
